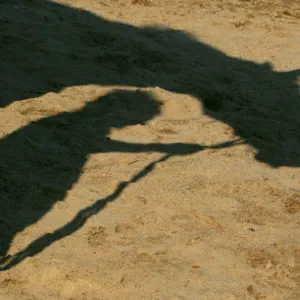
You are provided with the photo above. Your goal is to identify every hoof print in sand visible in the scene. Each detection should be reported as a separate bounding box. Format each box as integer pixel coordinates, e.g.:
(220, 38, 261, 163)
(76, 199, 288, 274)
(283, 194, 300, 214)
(87, 226, 108, 247)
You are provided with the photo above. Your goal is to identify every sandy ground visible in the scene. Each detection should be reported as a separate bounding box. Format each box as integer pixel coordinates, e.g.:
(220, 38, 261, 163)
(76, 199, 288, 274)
(0, 0, 300, 299)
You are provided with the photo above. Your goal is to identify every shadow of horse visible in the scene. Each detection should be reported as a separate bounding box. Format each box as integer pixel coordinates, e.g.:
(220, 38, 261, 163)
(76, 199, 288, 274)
(0, 0, 299, 270)
(1, 0, 299, 167)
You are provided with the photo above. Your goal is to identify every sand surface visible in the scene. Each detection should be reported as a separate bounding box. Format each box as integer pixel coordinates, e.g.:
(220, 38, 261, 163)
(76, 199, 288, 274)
(0, 0, 300, 299)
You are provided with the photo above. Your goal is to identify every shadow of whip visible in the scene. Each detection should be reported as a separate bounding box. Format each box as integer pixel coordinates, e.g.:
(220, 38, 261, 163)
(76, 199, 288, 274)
(0, 138, 243, 271)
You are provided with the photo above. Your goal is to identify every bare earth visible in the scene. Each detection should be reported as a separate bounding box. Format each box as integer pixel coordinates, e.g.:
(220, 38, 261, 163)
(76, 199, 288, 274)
(0, 0, 300, 299)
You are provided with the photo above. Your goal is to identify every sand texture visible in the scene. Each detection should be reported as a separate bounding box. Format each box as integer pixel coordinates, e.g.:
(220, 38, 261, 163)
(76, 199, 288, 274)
(0, 0, 300, 299)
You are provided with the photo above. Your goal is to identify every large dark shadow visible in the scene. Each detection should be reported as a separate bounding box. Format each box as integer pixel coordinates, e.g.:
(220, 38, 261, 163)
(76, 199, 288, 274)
(1, 0, 299, 167)
(0, 0, 299, 269)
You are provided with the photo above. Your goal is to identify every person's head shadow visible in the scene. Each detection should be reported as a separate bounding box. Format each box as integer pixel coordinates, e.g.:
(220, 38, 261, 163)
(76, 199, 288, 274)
(78, 88, 161, 129)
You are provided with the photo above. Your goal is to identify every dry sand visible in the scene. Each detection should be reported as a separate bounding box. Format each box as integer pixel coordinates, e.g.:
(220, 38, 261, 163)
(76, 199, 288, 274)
(0, 0, 300, 299)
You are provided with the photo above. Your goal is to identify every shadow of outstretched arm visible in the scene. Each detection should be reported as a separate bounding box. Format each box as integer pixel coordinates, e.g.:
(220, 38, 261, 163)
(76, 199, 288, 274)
(94, 137, 244, 155)
(0, 139, 242, 271)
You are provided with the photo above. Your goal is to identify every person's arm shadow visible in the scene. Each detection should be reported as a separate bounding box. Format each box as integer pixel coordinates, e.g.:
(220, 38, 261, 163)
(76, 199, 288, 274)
(95, 138, 205, 155)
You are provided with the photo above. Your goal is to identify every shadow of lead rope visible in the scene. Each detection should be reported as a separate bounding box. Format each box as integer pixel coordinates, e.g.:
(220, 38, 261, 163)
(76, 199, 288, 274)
(0, 138, 243, 271)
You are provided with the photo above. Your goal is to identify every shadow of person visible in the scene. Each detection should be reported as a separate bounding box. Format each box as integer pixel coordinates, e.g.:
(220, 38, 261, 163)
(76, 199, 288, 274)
(1, 0, 299, 168)
(0, 88, 207, 269)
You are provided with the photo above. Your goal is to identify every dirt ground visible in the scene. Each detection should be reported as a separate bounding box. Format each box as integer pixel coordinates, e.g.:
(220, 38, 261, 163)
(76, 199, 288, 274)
(0, 0, 300, 299)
